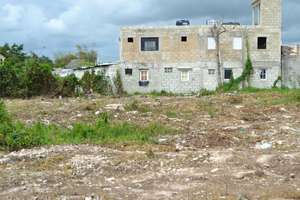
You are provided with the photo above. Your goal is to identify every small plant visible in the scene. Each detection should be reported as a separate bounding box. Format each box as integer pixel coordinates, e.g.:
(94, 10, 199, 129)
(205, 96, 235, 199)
(149, 90, 175, 97)
(228, 95, 243, 104)
(166, 111, 177, 118)
(125, 100, 139, 111)
(146, 149, 155, 159)
(0, 101, 11, 123)
(273, 76, 282, 88)
(113, 69, 124, 96)
(99, 112, 110, 124)
(125, 100, 150, 113)
(197, 101, 218, 118)
(198, 89, 215, 97)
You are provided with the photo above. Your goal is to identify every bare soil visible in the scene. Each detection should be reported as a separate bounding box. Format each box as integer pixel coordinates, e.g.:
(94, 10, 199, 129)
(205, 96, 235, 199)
(1, 93, 300, 199)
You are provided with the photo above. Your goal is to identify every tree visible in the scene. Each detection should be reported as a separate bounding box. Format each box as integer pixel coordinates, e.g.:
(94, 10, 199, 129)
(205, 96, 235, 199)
(54, 53, 77, 68)
(76, 45, 97, 65)
(54, 45, 98, 68)
(210, 23, 227, 86)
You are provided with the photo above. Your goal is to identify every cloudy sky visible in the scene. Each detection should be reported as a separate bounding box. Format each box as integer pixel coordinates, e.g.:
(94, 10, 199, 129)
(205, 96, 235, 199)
(0, 0, 299, 62)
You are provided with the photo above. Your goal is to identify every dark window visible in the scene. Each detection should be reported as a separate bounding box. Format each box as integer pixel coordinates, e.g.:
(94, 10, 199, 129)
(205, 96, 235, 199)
(208, 69, 215, 75)
(258, 37, 267, 49)
(224, 69, 233, 80)
(260, 69, 266, 79)
(125, 68, 133, 75)
(164, 68, 173, 73)
(141, 37, 159, 51)
(128, 37, 134, 43)
(181, 36, 187, 42)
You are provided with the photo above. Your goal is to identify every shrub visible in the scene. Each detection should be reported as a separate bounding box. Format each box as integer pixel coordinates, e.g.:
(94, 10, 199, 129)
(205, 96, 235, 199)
(149, 90, 175, 97)
(198, 89, 215, 97)
(0, 101, 11, 123)
(55, 74, 80, 97)
(22, 58, 56, 97)
(113, 69, 124, 96)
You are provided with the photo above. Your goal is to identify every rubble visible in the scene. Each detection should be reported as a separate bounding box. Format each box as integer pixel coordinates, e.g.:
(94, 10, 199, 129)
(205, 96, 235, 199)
(1, 93, 300, 199)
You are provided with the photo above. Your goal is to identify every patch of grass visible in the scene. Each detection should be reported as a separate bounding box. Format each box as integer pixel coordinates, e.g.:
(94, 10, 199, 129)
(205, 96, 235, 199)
(29, 155, 66, 171)
(125, 100, 151, 113)
(166, 111, 178, 118)
(0, 102, 174, 151)
(227, 95, 243, 104)
(198, 89, 215, 97)
(149, 90, 176, 97)
(240, 87, 300, 105)
(197, 101, 218, 118)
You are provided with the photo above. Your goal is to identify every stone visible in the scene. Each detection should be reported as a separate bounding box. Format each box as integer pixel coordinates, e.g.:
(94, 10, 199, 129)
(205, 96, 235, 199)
(104, 104, 125, 111)
(255, 142, 272, 150)
(233, 170, 256, 179)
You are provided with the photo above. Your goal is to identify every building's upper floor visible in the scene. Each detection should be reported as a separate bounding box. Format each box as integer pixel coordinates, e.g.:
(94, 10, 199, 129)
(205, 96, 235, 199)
(120, 0, 282, 64)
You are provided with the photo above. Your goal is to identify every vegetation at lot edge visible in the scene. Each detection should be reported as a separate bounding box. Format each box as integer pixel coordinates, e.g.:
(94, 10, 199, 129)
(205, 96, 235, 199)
(0, 101, 174, 151)
(0, 44, 112, 98)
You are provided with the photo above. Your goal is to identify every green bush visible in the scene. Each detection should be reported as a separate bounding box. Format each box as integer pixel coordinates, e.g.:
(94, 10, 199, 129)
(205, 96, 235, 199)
(113, 69, 124, 96)
(198, 89, 215, 97)
(22, 58, 56, 97)
(149, 90, 175, 97)
(55, 74, 80, 97)
(81, 71, 112, 95)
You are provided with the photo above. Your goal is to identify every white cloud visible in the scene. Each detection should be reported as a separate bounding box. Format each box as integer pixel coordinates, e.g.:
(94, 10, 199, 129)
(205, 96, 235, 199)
(0, 0, 299, 61)
(45, 19, 66, 33)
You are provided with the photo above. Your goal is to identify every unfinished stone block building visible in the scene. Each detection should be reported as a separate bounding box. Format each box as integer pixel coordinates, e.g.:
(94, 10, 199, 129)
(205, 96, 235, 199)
(119, 0, 295, 93)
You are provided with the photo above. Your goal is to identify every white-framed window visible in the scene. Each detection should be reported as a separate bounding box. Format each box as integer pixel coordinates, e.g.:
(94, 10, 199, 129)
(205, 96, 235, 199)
(180, 71, 190, 82)
(164, 67, 173, 73)
(260, 69, 267, 80)
(233, 37, 242, 50)
(208, 37, 216, 50)
(140, 70, 149, 81)
(208, 69, 216, 75)
(253, 4, 261, 25)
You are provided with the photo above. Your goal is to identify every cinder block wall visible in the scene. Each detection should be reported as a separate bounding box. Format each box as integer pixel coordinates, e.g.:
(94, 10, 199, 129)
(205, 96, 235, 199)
(119, 0, 282, 93)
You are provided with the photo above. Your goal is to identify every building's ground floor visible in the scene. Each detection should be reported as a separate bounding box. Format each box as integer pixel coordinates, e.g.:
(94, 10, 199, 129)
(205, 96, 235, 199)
(120, 61, 281, 94)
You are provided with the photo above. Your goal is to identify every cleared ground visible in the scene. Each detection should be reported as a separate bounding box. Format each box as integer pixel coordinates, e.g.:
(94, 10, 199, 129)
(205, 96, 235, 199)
(1, 91, 300, 199)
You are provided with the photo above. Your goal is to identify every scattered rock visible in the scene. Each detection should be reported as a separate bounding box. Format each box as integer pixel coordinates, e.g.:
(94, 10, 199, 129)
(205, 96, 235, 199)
(104, 104, 125, 111)
(290, 173, 296, 179)
(256, 154, 275, 167)
(238, 194, 250, 200)
(255, 142, 272, 150)
(233, 170, 256, 179)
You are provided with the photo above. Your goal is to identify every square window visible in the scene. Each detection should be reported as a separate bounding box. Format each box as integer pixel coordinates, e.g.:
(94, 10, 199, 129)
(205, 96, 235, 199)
(208, 69, 215, 75)
(208, 37, 216, 50)
(128, 37, 134, 43)
(258, 37, 267, 49)
(181, 36, 187, 42)
(233, 37, 242, 50)
(164, 68, 173, 73)
(125, 68, 133, 75)
(140, 70, 149, 81)
(224, 69, 233, 80)
(260, 69, 267, 79)
(180, 71, 190, 82)
(141, 37, 159, 51)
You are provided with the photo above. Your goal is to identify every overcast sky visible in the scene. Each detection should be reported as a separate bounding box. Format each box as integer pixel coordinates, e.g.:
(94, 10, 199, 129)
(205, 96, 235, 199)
(0, 0, 299, 62)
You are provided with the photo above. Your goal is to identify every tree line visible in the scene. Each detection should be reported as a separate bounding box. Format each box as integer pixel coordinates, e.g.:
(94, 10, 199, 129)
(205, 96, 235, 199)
(0, 44, 115, 98)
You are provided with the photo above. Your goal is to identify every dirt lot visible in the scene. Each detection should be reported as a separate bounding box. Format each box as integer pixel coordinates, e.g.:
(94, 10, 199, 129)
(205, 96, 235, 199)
(1, 92, 300, 199)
